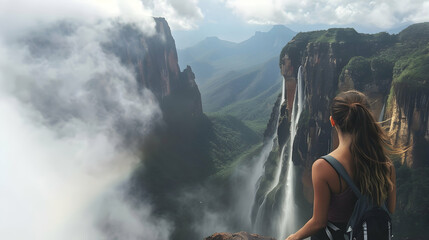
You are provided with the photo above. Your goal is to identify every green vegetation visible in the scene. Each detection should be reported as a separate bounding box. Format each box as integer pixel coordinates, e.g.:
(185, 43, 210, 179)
(279, 30, 324, 66)
(203, 70, 260, 111)
(314, 28, 360, 43)
(324, 23, 429, 100)
(201, 57, 283, 135)
(394, 162, 429, 239)
(212, 143, 263, 180)
(216, 80, 282, 135)
(398, 22, 429, 42)
(280, 27, 395, 69)
(393, 49, 429, 91)
(207, 114, 260, 172)
(337, 55, 396, 93)
(340, 56, 372, 87)
(371, 57, 395, 82)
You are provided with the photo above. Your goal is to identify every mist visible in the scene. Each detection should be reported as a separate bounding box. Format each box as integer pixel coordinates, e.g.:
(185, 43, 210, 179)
(0, 2, 176, 239)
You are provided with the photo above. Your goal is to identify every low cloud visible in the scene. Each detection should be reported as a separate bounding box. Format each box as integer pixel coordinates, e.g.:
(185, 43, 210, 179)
(143, 0, 204, 30)
(0, 0, 203, 41)
(0, 7, 171, 240)
(0, 0, 156, 40)
(222, 0, 429, 30)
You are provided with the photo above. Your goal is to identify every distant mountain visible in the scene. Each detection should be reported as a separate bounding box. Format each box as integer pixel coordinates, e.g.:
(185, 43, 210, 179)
(178, 25, 296, 83)
(178, 37, 236, 81)
(203, 57, 283, 133)
(237, 25, 297, 61)
(178, 25, 296, 134)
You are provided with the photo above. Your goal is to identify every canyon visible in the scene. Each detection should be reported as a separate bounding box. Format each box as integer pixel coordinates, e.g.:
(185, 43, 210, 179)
(99, 18, 429, 240)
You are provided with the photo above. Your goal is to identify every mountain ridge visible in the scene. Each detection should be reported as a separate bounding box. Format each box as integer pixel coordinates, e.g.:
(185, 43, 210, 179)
(178, 25, 296, 81)
(178, 25, 296, 134)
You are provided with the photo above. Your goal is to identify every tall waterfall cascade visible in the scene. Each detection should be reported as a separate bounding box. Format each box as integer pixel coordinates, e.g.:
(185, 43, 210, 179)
(250, 66, 305, 238)
(277, 66, 304, 239)
(252, 77, 286, 232)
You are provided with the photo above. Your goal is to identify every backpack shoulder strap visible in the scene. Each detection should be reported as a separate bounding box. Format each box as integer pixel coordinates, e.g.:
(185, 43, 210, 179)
(321, 155, 361, 198)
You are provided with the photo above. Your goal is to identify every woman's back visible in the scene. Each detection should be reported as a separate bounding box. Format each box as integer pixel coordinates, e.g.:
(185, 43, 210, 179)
(326, 152, 356, 223)
(318, 151, 357, 223)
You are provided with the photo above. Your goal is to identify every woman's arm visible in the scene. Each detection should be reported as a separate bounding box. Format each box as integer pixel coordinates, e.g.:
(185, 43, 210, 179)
(387, 165, 396, 214)
(286, 159, 331, 240)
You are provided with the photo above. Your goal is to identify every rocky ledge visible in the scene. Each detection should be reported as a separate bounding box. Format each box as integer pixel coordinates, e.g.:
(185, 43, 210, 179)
(205, 232, 276, 240)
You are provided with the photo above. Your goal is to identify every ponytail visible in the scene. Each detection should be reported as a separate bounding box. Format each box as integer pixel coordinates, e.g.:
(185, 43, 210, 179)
(331, 90, 393, 206)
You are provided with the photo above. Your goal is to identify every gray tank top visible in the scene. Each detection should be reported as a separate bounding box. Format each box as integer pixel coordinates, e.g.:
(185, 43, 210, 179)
(327, 169, 358, 223)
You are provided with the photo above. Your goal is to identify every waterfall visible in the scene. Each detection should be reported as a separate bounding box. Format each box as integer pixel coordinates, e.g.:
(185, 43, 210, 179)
(278, 66, 304, 239)
(251, 67, 305, 238)
(251, 78, 286, 231)
(253, 144, 286, 229)
(246, 131, 277, 227)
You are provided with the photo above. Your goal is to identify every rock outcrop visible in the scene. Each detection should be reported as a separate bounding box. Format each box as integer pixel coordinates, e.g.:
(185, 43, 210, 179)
(205, 232, 276, 240)
(103, 17, 203, 117)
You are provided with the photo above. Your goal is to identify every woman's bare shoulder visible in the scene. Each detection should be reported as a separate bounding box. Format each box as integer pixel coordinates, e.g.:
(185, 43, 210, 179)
(312, 158, 336, 177)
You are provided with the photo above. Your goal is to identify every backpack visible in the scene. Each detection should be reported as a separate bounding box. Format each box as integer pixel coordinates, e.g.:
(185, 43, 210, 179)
(321, 155, 393, 240)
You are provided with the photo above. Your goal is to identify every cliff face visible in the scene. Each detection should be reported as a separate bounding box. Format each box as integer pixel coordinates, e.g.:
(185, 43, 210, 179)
(279, 29, 394, 167)
(387, 84, 429, 167)
(104, 17, 203, 117)
(279, 26, 429, 169)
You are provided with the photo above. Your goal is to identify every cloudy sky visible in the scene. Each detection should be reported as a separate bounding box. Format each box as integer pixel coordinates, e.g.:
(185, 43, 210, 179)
(168, 0, 429, 48)
(1, 0, 428, 48)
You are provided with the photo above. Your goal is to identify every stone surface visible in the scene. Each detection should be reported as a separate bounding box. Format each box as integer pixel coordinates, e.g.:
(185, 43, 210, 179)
(104, 17, 203, 117)
(205, 232, 276, 240)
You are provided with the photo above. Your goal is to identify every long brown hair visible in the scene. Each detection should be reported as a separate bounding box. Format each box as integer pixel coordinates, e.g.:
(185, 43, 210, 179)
(330, 90, 393, 206)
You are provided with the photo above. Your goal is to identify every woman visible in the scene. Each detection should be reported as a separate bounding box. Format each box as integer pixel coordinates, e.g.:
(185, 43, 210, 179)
(286, 90, 396, 240)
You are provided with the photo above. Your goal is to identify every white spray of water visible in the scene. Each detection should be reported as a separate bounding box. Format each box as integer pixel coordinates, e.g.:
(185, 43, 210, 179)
(278, 66, 304, 239)
(253, 145, 286, 228)
(281, 74, 286, 104)
(252, 78, 286, 230)
(244, 138, 276, 226)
